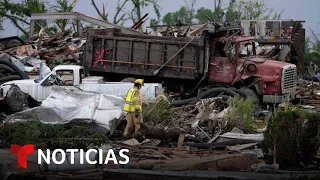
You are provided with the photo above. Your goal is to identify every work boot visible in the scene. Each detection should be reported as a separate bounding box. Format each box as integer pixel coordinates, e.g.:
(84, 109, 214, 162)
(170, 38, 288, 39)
(132, 132, 146, 143)
(123, 133, 133, 140)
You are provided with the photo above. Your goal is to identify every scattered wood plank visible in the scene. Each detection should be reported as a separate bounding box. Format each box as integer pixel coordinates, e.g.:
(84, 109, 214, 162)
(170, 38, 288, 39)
(177, 134, 185, 150)
(219, 132, 264, 141)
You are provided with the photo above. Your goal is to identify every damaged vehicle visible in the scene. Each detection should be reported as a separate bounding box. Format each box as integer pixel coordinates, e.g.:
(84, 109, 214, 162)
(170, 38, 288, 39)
(0, 65, 163, 110)
(82, 23, 298, 106)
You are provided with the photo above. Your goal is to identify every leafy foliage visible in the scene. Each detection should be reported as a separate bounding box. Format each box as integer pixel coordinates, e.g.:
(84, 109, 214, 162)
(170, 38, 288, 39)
(195, 7, 215, 24)
(161, 0, 282, 26)
(0, 121, 109, 150)
(149, 18, 160, 31)
(224, 96, 255, 133)
(305, 29, 320, 66)
(262, 108, 320, 169)
(0, 0, 47, 36)
(227, 0, 283, 21)
(0, 0, 77, 38)
(163, 7, 192, 25)
(54, 0, 77, 30)
(92, 0, 161, 29)
(142, 94, 172, 125)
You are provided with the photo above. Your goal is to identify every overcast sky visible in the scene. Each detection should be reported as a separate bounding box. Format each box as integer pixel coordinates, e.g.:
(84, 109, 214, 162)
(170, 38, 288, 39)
(0, 0, 319, 38)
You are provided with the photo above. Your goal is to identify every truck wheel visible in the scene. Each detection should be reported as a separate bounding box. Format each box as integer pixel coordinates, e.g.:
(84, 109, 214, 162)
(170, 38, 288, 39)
(121, 77, 136, 83)
(240, 87, 261, 111)
(7, 39, 22, 48)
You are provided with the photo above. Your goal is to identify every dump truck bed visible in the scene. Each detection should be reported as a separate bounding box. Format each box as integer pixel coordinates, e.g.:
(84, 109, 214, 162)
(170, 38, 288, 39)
(83, 29, 204, 80)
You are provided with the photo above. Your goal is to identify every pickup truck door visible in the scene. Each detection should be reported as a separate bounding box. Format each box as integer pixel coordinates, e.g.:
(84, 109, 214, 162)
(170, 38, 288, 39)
(38, 78, 54, 102)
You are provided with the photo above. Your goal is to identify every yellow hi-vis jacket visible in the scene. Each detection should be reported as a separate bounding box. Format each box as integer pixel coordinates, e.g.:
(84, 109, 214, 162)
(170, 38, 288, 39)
(123, 87, 142, 112)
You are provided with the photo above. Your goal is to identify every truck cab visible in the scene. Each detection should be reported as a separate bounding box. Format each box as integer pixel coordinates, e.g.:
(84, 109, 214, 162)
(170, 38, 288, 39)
(209, 35, 297, 103)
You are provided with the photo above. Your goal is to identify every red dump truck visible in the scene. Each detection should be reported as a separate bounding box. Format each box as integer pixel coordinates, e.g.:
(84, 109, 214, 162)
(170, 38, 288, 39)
(82, 23, 297, 106)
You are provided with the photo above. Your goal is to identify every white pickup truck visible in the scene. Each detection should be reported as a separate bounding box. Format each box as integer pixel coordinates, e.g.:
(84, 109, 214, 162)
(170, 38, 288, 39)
(0, 65, 163, 102)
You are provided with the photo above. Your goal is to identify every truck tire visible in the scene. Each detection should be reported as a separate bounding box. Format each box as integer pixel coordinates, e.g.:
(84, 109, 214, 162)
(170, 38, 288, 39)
(229, 87, 247, 98)
(7, 39, 22, 48)
(0, 75, 21, 82)
(240, 87, 261, 111)
(121, 77, 136, 83)
(171, 97, 197, 107)
(0, 60, 29, 79)
(0, 72, 5, 77)
(189, 87, 239, 105)
(0, 64, 15, 74)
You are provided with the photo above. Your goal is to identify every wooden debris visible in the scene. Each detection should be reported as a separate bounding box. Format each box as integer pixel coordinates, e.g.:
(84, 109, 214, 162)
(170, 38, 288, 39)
(177, 134, 185, 150)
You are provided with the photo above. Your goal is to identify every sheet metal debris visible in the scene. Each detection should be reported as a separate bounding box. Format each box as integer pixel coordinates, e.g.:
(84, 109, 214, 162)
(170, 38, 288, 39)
(11, 87, 125, 135)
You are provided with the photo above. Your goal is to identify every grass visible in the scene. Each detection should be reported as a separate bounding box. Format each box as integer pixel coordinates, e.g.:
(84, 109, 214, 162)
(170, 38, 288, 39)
(142, 94, 173, 125)
(0, 121, 109, 150)
(224, 96, 256, 133)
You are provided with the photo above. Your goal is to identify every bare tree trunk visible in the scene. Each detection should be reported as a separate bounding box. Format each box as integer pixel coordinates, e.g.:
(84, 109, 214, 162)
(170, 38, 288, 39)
(132, 0, 143, 31)
(184, 0, 196, 24)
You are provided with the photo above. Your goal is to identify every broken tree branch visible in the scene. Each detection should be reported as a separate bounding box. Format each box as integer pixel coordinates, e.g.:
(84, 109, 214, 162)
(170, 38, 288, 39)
(91, 0, 108, 21)
(3, 14, 30, 25)
(114, 0, 129, 24)
(5, 16, 28, 36)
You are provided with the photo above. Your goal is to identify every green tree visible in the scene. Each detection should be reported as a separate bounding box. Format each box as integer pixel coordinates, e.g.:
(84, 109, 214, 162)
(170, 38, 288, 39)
(92, 0, 161, 31)
(162, 12, 175, 25)
(91, 0, 109, 22)
(131, 0, 161, 22)
(0, 0, 47, 37)
(163, 0, 223, 25)
(149, 18, 160, 31)
(0, 0, 78, 38)
(195, 8, 214, 24)
(183, 0, 196, 24)
(162, 6, 192, 25)
(53, 0, 77, 30)
(305, 28, 320, 66)
(162, 0, 196, 25)
(227, 0, 283, 21)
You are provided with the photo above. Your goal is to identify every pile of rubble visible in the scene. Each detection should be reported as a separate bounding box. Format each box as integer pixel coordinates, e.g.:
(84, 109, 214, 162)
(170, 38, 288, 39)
(3, 92, 320, 179)
(1, 80, 320, 179)
(148, 23, 208, 37)
(0, 30, 85, 80)
(0, 92, 268, 170)
(294, 78, 320, 112)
